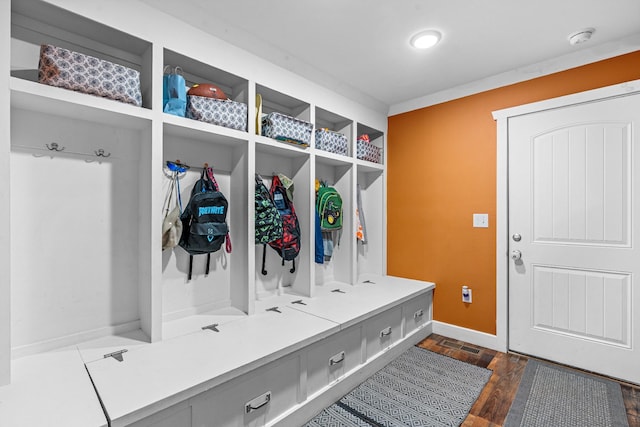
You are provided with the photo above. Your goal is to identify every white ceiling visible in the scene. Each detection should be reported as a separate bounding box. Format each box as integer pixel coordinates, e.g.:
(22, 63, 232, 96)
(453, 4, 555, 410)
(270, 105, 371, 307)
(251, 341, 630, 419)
(142, 0, 640, 114)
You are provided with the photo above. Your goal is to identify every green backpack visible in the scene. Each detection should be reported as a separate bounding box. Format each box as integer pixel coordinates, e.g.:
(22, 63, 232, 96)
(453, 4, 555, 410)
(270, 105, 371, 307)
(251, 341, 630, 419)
(316, 183, 343, 231)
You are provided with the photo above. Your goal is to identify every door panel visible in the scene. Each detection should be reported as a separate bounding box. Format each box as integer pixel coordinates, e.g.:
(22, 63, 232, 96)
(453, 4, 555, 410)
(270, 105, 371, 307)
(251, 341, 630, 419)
(532, 123, 629, 245)
(531, 265, 630, 346)
(508, 93, 640, 384)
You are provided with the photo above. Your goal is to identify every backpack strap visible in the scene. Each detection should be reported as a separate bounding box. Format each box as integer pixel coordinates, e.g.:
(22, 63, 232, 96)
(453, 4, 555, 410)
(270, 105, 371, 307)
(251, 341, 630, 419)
(206, 167, 232, 253)
(163, 173, 176, 217)
(261, 244, 268, 275)
(175, 172, 183, 213)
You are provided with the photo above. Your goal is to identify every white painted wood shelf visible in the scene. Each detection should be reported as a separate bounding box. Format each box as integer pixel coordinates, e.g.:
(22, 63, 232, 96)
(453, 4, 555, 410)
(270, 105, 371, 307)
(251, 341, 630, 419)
(0, 0, 434, 425)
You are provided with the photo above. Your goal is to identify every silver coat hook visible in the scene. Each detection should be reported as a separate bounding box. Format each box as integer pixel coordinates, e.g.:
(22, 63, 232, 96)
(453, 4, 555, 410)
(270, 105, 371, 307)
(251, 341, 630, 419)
(95, 148, 111, 158)
(45, 142, 65, 152)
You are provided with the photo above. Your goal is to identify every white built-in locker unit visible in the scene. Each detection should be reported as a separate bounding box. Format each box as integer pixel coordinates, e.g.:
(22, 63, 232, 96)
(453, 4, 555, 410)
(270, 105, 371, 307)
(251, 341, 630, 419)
(0, 1, 434, 426)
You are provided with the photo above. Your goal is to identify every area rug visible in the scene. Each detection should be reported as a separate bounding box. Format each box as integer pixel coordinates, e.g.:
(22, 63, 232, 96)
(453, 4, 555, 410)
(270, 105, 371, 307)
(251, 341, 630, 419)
(504, 359, 629, 427)
(305, 346, 492, 427)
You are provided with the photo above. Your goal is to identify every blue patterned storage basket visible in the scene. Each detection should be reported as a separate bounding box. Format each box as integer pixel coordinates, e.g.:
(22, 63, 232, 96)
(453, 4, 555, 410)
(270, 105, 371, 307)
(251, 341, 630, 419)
(38, 44, 142, 107)
(262, 112, 313, 146)
(315, 128, 348, 156)
(357, 138, 382, 163)
(186, 95, 248, 131)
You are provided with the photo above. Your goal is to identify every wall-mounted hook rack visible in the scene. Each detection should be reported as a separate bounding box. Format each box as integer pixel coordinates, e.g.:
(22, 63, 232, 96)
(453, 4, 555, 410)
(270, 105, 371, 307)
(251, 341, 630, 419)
(45, 142, 65, 152)
(95, 148, 111, 157)
(166, 160, 190, 173)
(201, 323, 220, 332)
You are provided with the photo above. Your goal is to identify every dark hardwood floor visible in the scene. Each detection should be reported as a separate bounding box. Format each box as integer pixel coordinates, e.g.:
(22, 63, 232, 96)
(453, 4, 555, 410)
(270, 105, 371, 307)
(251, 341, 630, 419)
(417, 334, 640, 427)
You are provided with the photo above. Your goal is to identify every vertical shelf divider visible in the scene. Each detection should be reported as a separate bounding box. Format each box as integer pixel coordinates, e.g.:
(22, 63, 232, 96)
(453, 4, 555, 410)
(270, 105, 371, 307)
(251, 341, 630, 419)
(0, 0, 11, 387)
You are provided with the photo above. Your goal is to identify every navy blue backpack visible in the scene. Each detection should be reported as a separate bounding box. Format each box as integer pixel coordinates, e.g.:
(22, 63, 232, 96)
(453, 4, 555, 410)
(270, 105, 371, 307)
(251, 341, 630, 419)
(179, 167, 231, 279)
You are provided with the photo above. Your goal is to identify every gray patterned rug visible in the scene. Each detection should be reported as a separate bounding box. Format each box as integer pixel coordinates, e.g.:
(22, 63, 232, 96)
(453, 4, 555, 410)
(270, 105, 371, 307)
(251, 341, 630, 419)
(305, 346, 492, 427)
(504, 359, 629, 427)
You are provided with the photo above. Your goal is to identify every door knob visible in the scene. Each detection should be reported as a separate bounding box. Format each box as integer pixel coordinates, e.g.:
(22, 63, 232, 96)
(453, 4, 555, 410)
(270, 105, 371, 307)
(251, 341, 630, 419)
(511, 250, 522, 261)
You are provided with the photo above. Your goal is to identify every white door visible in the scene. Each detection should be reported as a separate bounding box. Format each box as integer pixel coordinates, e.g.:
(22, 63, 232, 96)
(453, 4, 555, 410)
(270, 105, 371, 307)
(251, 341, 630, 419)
(508, 93, 640, 384)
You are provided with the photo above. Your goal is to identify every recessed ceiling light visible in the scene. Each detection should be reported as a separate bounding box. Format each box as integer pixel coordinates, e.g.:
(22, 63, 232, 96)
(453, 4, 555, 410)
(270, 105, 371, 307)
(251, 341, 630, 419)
(410, 30, 442, 49)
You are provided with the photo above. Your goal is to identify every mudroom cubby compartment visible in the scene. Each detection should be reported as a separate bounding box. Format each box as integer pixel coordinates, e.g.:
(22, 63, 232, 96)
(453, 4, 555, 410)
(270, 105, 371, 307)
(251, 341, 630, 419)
(314, 107, 352, 158)
(11, 0, 153, 109)
(163, 49, 249, 131)
(256, 83, 312, 147)
(10, 106, 153, 359)
(315, 157, 354, 287)
(162, 123, 250, 340)
(254, 144, 312, 302)
(356, 123, 384, 165)
(356, 166, 385, 279)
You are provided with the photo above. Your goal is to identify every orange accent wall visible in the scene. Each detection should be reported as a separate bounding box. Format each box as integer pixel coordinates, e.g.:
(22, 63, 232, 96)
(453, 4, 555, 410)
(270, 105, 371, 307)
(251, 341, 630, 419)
(387, 51, 640, 335)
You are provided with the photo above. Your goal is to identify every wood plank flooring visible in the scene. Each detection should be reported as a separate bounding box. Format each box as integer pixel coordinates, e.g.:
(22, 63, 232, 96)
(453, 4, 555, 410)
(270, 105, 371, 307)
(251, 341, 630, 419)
(417, 334, 640, 427)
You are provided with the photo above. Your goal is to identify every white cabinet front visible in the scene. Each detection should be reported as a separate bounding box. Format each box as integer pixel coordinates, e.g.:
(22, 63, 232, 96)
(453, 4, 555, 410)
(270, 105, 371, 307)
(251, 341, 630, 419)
(402, 292, 432, 338)
(190, 355, 300, 427)
(306, 325, 362, 398)
(364, 306, 402, 360)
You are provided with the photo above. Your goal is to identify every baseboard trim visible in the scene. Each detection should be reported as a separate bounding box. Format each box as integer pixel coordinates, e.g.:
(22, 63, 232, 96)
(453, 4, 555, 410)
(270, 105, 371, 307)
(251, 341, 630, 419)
(432, 321, 506, 352)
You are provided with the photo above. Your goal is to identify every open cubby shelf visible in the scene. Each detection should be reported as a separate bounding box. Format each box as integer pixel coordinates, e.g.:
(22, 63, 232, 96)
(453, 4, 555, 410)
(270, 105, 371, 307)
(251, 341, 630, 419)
(1, 1, 434, 426)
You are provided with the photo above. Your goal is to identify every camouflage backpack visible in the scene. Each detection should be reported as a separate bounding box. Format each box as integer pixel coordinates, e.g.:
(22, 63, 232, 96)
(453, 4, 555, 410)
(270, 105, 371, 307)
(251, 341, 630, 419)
(255, 174, 283, 245)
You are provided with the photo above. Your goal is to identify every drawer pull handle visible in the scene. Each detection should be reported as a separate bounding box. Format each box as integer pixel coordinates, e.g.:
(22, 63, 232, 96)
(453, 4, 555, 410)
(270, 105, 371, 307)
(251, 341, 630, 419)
(245, 391, 271, 413)
(414, 309, 424, 319)
(329, 351, 345, 366)
(380, 327, 392, 337)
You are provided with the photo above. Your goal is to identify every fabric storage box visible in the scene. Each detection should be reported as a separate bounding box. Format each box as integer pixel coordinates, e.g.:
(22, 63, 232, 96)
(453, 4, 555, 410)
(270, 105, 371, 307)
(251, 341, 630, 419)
(262, 112, 313, 146)
(315, 128, 348, 156)
(38, 44, 142, 107)
(357, 138, 382, 163)
(186, 95, 248, 131)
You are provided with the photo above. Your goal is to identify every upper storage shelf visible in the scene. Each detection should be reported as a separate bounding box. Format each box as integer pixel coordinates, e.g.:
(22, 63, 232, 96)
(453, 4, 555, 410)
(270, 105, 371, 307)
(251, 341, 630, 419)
(315, 107, 353, 160)
(256, 83, 313, 150)
(11, 0, 153, 109)
(356, 122, 384, 167)
(163, 49, 249, 134)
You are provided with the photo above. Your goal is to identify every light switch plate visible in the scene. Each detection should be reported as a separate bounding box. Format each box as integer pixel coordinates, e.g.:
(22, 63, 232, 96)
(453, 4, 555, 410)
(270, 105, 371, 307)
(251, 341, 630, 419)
(473, 213, 489, 228)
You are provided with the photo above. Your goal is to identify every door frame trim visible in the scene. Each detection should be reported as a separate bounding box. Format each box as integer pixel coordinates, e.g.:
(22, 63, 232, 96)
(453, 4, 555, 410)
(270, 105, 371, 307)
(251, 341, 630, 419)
(492, 79, 640, 353)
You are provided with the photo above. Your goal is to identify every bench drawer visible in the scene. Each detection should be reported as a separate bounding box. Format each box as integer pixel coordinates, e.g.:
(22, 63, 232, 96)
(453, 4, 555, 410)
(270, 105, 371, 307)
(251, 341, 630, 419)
(363, 306, 402, 360)
(190, 355, 300, 427)
(306, 325, 362, 398)
(403, 292, 432, 337)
